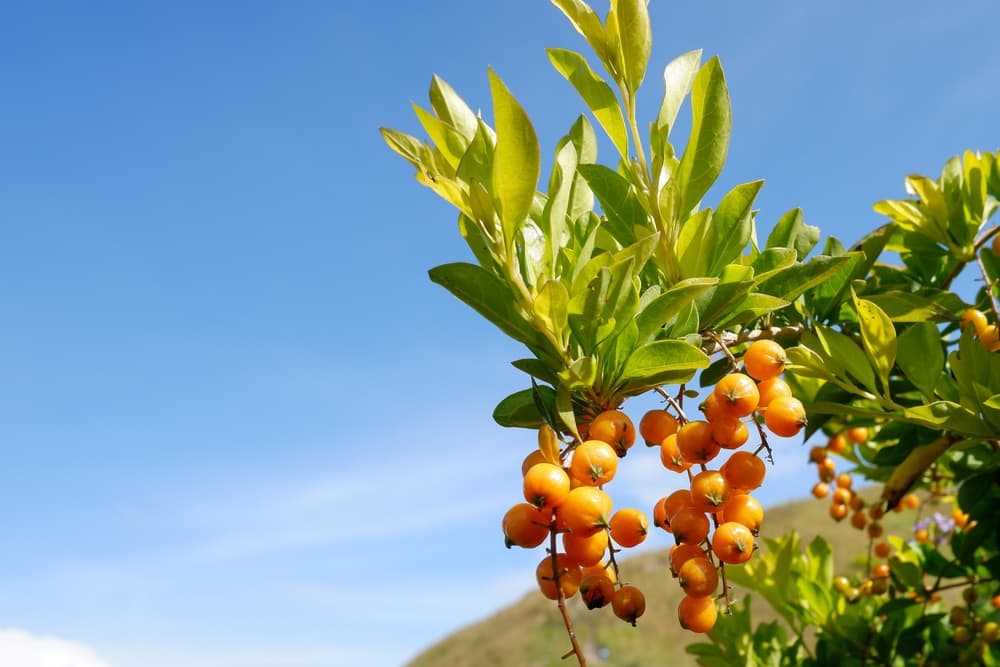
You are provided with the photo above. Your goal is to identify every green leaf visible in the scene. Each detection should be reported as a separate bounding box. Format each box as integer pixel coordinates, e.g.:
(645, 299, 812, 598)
(549, 0, 610, 71)
(547, 48, 628, 158)
(380, 127, 426, 168)
(757, 253, 862, 302)
(456, 120, 496, 185)
(620, 339, 710, 388)
(654, 49, 702, 141)
(813, 325, 877, 392)
(750, 247, 796, 284)
(429, 263, 550, 353)
(674, 56, 731, 218)
(488, 69, 541, 252)
(863, 291, 952, 322)
(614, 0, 652, 93)
(765, 208, 819, 260)
(556, 382, 580, 439)
(635, 278, 719, 343)
(852, 291, 896, 393)
(706, 180, 763, 276)
(694, 263, 754, 328)
(429, 75, 479, 142)
(533, 279, 570, 342)
(577, 163, 646, 246)
(896, 322, 945, 399)
(511, 358, 558, 385)
(412, 103, 467, 172)
(493, 386, 556, 428)
(903, 401, 993, 437)
(715, 293, 789, 328)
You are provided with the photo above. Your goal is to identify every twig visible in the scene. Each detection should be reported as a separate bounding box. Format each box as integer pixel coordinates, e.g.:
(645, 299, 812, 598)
(548, 524, 586, 666)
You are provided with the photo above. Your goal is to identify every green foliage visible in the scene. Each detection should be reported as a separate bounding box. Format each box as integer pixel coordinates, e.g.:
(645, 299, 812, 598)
(384, 2, 1000, 665)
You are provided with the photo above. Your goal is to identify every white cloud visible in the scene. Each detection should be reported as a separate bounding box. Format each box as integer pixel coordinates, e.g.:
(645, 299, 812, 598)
(0, 629, 109, 667)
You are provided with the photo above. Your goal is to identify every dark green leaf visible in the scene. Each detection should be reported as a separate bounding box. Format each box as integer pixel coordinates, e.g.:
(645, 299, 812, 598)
(896, 322, 945, 399)
(578, 163, 645, 246)
(493, 385, 556, 428)
(706, 180, 763, 275)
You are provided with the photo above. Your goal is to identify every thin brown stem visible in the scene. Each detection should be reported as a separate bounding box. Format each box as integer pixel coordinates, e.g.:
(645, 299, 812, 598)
(701, 326, 805, 357)
(655, 386, 690, 423)
(548, 525, 586, 666)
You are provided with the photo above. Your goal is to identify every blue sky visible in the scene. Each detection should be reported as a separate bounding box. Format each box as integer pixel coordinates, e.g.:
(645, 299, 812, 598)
(0, 1, 998, 666)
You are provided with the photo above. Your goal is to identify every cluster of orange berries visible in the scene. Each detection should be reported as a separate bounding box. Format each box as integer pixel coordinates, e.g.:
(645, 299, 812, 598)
(503, 410, 651, 626)
(961, 307, 1000, 351)
(648, 339, 806, 632)
(502, 339, 806, 634)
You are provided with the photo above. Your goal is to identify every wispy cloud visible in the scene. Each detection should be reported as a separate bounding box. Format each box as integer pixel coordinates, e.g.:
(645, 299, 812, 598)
(0, 629, 110, 667)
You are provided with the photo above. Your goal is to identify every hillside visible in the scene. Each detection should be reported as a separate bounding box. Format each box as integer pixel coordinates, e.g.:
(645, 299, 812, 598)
(406, 488, 922, 667)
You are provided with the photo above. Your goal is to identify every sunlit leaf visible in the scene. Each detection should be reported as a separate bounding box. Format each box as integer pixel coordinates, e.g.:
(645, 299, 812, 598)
(547, 48, 628, 158)
(674, 57, 731, 218)
(488, 69, 541, 252)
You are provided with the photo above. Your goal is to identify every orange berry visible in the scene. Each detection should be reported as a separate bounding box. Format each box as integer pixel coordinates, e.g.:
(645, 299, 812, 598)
(677, 420, 721, 464)
(845, 426, 868, 444)
(873, 541, 892, 558)
(502, 502, 551, 548)
(523, 463, 571, 509)
(983, 324, 1000, 351)
(569, 439, 619, 486)
(812, 482, 830, 499)
(827, 433, 849, 454)
(832, 487, 852, 506)
(562, 529, 609, 567)
(960, 308, 989, 335)
(678, 556, 719, 598)
(867, 522, 884, 539)
(521, 449, 548, 476)
(743, 339, 787, 381)
(808, 446, 828, 463)
(835, 473, 852, 489)
(829, 503, 848, 522)
(678, 594, 718, 633)
(700, 393, 725, 422)
(872, 563, 890, 579)
(711, 417, 749, 449)
(720, 493, 764, 533)
(579, 573, 615, 609)
(901, 493, 920, 510)
(587, 409, 635, 457)
(669, 543, 707, 575)
(536, 553, 582, 600)
(764, 396, 807, 437)
(639, 409, 678, 446)
(756, 376, 792, 410)
(660, 433, 692, 473)
(689, 470, 731, 515)
(722, 451, 766, 491)
(581, 561, 617, 585)
(558, 487, 613, 536)
(612, 585, 646, 625)
(713, 373, 760, 418)
(712, 521, 755, 564)
(670, 506, 711, 545)
(850, 511, 868, 530)
(608, 508, 648, 548)
(952, 507, 969, 528)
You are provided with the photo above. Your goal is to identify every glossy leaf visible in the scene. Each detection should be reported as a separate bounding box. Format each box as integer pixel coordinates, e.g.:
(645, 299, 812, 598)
(852, 291, 896, 393)
(614, 0, 652, 93)
(533, 279, 570, 342)
(765, 207, 819, 260)
(674, 57, 731, 218)
(429, 75, 479, 142)
(654, 49, 701, 141)
(634, 277, 717, 342)
(429, 263, 549, 354)
(493, 385, 557, 428)
(549, 0, 610, 70)
(620, 339, 710, 387)
(488, 69, 541, 252)
(547, 48, 628, 158)
(896, 323, 945, 399)
(577, 163, 646, 246)
(757, 253, 862, 302)
(705, 180, 763, 276)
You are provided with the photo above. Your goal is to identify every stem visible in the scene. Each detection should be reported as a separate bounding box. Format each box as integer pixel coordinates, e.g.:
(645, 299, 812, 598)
(548, 525, 587, 666)
(700, 326, 805, 356)
(655, 386, 690, 423)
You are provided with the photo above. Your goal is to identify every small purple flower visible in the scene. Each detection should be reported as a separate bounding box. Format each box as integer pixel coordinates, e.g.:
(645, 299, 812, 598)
(932, 512, 955, 534)
(914, 517, 931, 533)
